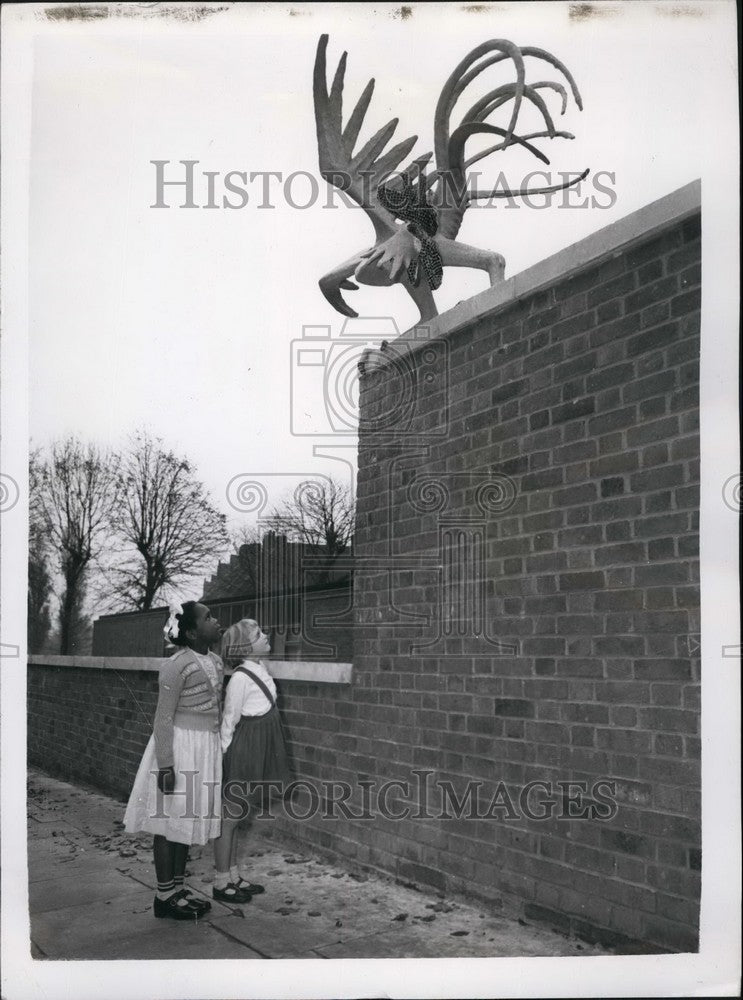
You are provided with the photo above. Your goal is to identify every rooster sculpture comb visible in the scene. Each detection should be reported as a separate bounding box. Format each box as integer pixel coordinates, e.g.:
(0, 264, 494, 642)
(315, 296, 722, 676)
(314, 34, 588, 323)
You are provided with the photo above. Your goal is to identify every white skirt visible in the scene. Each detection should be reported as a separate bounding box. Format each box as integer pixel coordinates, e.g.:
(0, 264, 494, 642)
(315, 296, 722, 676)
(123, 726, 222, 845)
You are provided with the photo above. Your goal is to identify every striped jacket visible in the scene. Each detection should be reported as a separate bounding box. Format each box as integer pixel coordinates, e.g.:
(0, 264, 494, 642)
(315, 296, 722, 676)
(153, 647, 224, 769)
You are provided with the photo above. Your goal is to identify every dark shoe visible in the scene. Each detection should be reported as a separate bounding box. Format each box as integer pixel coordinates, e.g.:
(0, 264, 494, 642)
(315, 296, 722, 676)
(212, 882, 253, 904)
(180, 888, 211, 914)
(236, 877, 265, 895)
(154, 889, 207, 920)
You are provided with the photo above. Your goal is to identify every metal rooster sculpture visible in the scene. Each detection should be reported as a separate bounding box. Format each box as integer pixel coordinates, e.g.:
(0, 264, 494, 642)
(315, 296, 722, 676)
(314, 34, 588, 323)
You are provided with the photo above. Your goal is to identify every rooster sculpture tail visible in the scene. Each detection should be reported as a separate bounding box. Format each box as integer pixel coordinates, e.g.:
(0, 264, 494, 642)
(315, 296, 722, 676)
(430, 40, 587, 241)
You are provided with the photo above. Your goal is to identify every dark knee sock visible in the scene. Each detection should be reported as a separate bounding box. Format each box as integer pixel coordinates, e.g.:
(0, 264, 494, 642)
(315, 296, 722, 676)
(154, 835, 174, 882)
(154, 836, 179, 899)
(173, 842, 189, 890)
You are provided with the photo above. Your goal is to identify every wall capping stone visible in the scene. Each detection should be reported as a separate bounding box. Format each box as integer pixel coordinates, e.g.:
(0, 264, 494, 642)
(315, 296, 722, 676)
(27, 655, 352, 684)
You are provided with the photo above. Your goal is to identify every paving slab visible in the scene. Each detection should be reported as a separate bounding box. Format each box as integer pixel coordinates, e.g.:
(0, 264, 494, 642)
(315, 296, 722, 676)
(27, 817, 81, 840)
(209, 907, 347, 958)
(28, 850, 118, 882)
(31, 895, 259, 960)
(29, 871, 148, 913)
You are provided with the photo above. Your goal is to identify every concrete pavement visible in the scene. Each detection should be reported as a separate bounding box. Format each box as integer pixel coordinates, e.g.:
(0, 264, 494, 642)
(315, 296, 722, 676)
(27, 768, 607, 960)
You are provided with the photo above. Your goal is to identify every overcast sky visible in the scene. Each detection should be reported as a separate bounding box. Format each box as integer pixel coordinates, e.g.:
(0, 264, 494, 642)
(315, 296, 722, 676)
(27, 0, 734, 534)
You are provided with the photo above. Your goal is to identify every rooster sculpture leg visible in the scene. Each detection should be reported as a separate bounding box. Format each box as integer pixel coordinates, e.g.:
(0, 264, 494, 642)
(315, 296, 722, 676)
(319, 238, 502, 323)
(320, 225, 440, 323)
(437, 236, 506, 286)
(318, 249, 374, 318)
(319, 248, 438, 324)
(402, 273, 438, 325)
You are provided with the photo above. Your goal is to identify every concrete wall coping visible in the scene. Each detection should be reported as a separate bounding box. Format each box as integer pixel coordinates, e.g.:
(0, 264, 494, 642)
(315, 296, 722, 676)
(27, 655, 353, 685)
(364, 179, 701, 365)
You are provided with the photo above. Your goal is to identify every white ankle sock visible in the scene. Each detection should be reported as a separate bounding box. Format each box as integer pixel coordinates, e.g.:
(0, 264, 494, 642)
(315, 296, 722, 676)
(229, 865, 240, 883)
(214, 870, 231, 890)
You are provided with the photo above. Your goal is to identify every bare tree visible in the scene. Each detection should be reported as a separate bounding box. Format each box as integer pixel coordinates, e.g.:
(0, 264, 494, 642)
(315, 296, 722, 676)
(36, 438, 119, 654)
(107, 431, 229, 611)
(27, 551, 53, 653)
(265, 476, 354, 582)
(28, 449, 53, 653)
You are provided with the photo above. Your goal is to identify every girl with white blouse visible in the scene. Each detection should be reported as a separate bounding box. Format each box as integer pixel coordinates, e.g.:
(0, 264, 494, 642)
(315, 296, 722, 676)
(211, 618, 292, 904)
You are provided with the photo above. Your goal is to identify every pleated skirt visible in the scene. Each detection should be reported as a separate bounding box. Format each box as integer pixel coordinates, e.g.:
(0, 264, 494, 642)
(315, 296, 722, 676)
(222, 705, 292, 820)
(123, 726, 222, 845)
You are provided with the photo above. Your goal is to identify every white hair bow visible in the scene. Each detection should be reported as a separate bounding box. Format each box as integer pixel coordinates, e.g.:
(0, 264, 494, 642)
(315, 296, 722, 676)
(164, 603, 184, 642)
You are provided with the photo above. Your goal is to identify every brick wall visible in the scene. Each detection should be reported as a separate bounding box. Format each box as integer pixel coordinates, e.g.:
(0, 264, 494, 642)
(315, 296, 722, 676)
(28, 666, 160, 798)
(344, 209, 701, 951)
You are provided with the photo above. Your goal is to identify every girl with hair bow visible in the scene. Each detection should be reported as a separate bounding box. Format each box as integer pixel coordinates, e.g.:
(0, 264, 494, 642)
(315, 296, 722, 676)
(123, 599, 224, 920)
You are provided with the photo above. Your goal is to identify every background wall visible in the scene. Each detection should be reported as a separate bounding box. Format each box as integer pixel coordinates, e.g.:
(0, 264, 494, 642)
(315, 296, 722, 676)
(92, 608, 170, 657)
(91, 584, 354, 661)
(28, 185, 701, 954)
(208, 582, 355, 662)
